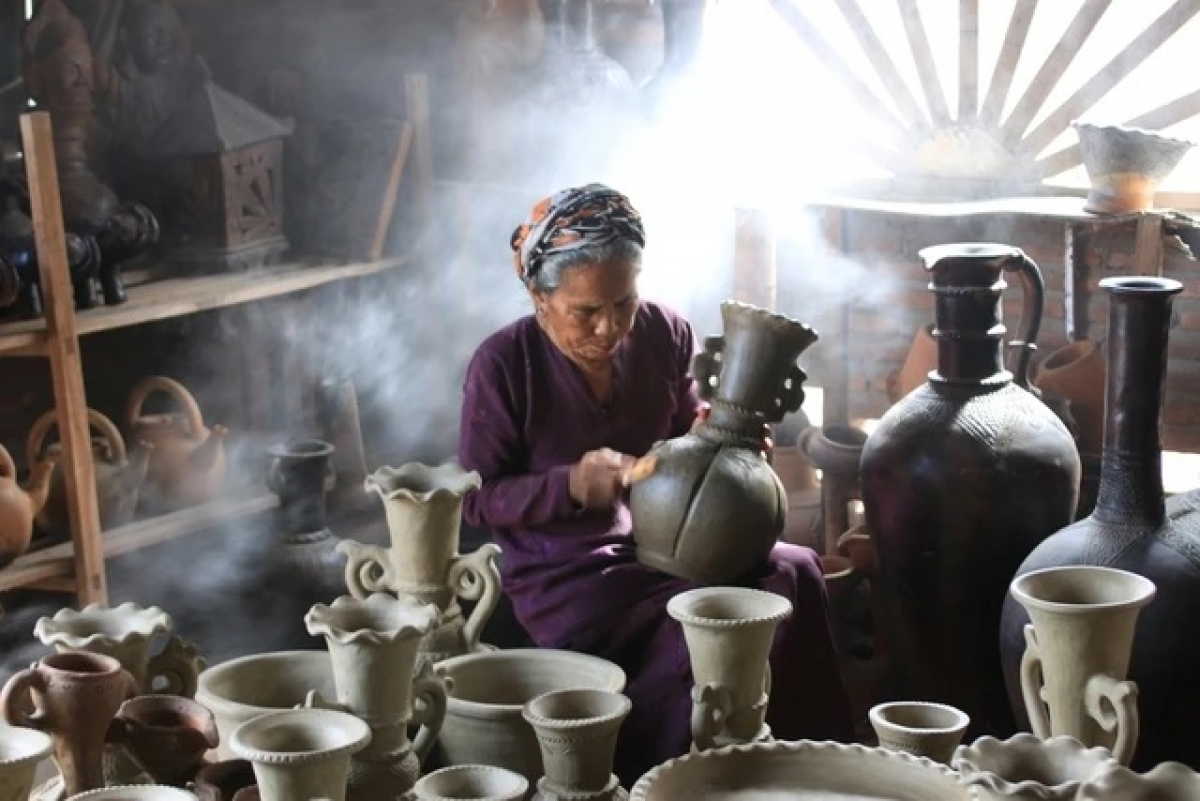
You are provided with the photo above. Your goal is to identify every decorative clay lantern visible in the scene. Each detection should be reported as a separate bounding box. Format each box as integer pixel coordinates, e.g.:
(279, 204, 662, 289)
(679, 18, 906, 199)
(149, 80, 293, 271)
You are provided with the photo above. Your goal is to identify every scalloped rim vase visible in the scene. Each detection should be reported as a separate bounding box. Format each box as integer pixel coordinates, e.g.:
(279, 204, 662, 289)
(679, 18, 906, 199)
(34, 602, 171, 690)
(953, 733, 1119, 800)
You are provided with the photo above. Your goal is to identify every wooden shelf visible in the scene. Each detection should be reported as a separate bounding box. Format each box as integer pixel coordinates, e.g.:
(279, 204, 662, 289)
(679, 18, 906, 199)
(0, 492, 279, 593)
(804, 194, 1200, 223)
(0, 255, 409, 355)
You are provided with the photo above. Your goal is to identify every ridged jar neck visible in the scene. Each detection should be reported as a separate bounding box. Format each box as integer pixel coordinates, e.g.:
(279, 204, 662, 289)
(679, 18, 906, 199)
(1093, 276, 1182, 527)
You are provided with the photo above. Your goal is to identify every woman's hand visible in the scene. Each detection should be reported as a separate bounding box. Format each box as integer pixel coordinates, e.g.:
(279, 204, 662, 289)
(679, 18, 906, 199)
(569, 448, 637, 510)
(690, 403, 774, 456)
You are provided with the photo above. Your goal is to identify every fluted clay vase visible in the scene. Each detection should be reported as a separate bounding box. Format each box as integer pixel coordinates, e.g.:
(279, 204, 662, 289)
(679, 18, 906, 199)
(1009, 566, 1154, 766)
(27, 409, 152, 537)
(229, 708, 371, 801)
(0, 724, 53, 801)
(952, 733, 1118, 801)
(1031, 340, 1106, 455)
(860, 243, 1081, 738)
(67, 787, 200, 800)
(0, 652, 138, 796)
(110, 695, 219, 786)
(191, 760, 256, 801)
(999, 276, 1200, 771)
(522, 689, 631, 801)
(125, 375, 227, 511)
(34, 602, 204, 696)
(339, 462, 500, 665)
(886, 324, 937, 404)
(868, 701, 969, 765)
(1074, 122, 1195, 214)
(666, 587, 791, 751)
(1078, 761, 1200, 800)
(304, 592, 446, 796)
(412, 766, 528, 801)
(631, 301, 818, 584)
(0, 443, 52, 568)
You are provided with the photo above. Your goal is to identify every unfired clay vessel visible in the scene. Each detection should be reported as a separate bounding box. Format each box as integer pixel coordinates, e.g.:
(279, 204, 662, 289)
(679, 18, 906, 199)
(869, 701, 969, 765)
(0, 724, 53, 801)
(229, 708, 371, 801)
(1074, 122, 1194, 214)
(667, 587, 791, 751)
(522, 689, 631, 801)
(1011, 565, 1154, 765)
(953, 733, 1118, 801)
(110, 695, 218, 786)
(66, 787, 199, 800)
(1078, 761, 1200, 800)
(340, 462, 500, 665)
(410, 765, 528, 801)
(433, 649, 626, 783)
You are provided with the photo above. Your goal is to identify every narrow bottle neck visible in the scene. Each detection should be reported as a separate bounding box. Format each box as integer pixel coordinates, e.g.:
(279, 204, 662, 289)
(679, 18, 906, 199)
(931, 283, 1010, 385)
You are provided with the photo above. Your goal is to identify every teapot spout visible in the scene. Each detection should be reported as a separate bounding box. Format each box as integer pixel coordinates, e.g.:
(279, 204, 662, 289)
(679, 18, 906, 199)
(189, 425, 228, 473)
(24, 459, 55, 516)
(124, 440, 155, 487)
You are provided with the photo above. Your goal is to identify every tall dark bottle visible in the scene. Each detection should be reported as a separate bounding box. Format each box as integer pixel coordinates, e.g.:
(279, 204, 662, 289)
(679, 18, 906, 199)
(1000, 276, 1200, 771)
(860, 243, 1081, 737)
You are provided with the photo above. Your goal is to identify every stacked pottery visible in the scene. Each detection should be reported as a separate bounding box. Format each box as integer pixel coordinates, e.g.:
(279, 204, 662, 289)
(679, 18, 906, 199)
(0, 724, 53, 801)
(521, 689, 631, 801)
(666, 587, 791, 751)
(304, 592, 446, 797)
(1009, 566, 1154, 766)
(339, 462, 501, 666)
(229, 708, 371, 801)
(0, 652, 138, 797)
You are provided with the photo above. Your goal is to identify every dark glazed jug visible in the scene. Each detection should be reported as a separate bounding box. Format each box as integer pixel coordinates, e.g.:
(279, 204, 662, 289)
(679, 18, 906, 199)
(859, 243, 1080, 738)
(1000, 276, 1200, 771)
(630, 300, 817, 584)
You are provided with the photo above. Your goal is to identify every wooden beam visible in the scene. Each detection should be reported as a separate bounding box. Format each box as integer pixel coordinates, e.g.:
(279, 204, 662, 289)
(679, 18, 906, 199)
(980, 0, 1037, 128)
(405, 73, 435, 256)
(20, 111, 106, 606)
(832, 0, 929, 133)
(1133, 214, 1166, 277)
(370, 121, 413, 262)
(958, 0, 979, 121)
(897, 0, 950, 127)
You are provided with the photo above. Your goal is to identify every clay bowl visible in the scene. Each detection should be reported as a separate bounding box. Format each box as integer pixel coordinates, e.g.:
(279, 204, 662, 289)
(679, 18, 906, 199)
(194, 651, 334, 760)
(66, 786, 200, 800)
(1074, 122, 1195, 214)
(432, 648, 626, 783)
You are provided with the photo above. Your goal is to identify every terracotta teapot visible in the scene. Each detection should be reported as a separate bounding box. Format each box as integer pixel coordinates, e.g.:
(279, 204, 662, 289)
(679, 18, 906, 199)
(27, 408, 152, 536)
(0, 443, 53, 568)
(125, 376, 227, 510)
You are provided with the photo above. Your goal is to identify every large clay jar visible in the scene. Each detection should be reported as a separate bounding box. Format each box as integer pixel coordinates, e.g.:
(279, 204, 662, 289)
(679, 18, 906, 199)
(859, 243, 1080, 738)
(125, 376, 227, 511)
(1000, 276, 1200, 772)
(0, 443, 53, 568)
(630, 300, 818, 584)
(27, 409, 152, 537)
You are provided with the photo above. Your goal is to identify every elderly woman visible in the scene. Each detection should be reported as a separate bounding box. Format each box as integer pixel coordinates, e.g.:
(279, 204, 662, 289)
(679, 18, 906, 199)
(458, 183, 853, 784)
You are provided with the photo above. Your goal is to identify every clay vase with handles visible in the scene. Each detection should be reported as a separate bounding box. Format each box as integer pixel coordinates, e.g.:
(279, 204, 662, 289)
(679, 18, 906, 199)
(0, 651, 138, 797)
(125, 376, 227, 511)
(0, 443, 52, 568)
(27, 408, 152, 536)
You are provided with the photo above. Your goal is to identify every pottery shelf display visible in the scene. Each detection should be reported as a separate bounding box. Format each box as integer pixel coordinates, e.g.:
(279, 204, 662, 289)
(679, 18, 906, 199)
(630, 300, 819, 585)
(339, 462, 502, 665)
(860, 242, 1081, 738)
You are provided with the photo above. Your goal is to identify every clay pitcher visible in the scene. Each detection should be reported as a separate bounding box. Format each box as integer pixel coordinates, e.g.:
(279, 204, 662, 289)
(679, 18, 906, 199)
(667, 587, 792, 751)
(0, 444, 52, 568)
(630, 300, 818, 584)
(109, 695, 219, 786)
(229, 708, 371, 801)
(125, 376, 227, 510)
(0, 724, 53, 801)
(522, 689, 631, 801)
(27, 408, 152, 536)
(0, 651, 138, 796)
(339, 462, 501, 664)
(1011, 566, 1155, 766)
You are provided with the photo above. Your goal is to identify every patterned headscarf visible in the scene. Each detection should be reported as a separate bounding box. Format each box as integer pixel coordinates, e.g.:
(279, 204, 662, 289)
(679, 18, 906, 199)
(510, 183, 646, 286)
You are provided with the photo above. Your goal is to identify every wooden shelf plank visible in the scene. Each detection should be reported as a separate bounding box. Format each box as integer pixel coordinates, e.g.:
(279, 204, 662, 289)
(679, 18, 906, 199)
(0, 255, 409, 355)
(0, 492, 279, 593)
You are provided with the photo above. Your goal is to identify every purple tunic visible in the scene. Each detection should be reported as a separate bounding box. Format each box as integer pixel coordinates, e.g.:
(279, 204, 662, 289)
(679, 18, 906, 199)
(459, 301, 854, 785)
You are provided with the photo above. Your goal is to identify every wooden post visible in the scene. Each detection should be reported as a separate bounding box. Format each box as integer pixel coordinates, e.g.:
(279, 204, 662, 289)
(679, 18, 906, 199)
(404, 73, 435, 256)
(20, 111, 106, 606)
(820, 206, 851, 426)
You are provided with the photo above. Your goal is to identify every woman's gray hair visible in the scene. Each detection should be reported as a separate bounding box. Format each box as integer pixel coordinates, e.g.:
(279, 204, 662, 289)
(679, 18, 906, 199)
(527, 237, 644, 294)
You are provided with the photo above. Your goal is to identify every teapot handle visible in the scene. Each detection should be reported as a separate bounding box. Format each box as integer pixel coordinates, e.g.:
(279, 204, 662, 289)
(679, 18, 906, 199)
(26, 408, 127, 468)
(1002, 253, 1046, 391)
(125, 376, 206, 436)
(0, 444, 14, 479)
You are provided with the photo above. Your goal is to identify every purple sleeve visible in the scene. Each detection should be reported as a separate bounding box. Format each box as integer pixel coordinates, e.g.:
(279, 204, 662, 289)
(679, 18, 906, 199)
(669, 314, 704, 438)
(458, 349, 578, 530)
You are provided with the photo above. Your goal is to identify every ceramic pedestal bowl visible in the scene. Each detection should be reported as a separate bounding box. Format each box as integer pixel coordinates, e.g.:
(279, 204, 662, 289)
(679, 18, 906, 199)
(432, 648, 626, 783)
(194, 651, 335, 760)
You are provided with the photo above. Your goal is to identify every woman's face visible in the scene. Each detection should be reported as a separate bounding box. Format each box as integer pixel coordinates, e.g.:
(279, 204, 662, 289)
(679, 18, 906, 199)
(534, 259, 639, 369)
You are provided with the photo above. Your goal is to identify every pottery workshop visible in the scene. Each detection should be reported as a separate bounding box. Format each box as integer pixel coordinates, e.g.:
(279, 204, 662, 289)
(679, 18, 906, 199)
(1, 0, 1200, 798)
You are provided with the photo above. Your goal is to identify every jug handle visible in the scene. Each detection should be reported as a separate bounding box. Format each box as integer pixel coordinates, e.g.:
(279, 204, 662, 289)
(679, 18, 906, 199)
(1085, 674, 1140, 766)
(145, 635, 205, 698)
(125, 376, 206, 436)
(1002, 253, 1046, 390)
(690, 683, 731, 752)
(1019, 624, 1052, 740)
(0, 444, 15, 479)
(411, 662, 449, 765)
(337, 540, 396, 599)
(0, 663, 48, 728)
(448, 544, 502, 652)
(26, 408, 128, 468)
